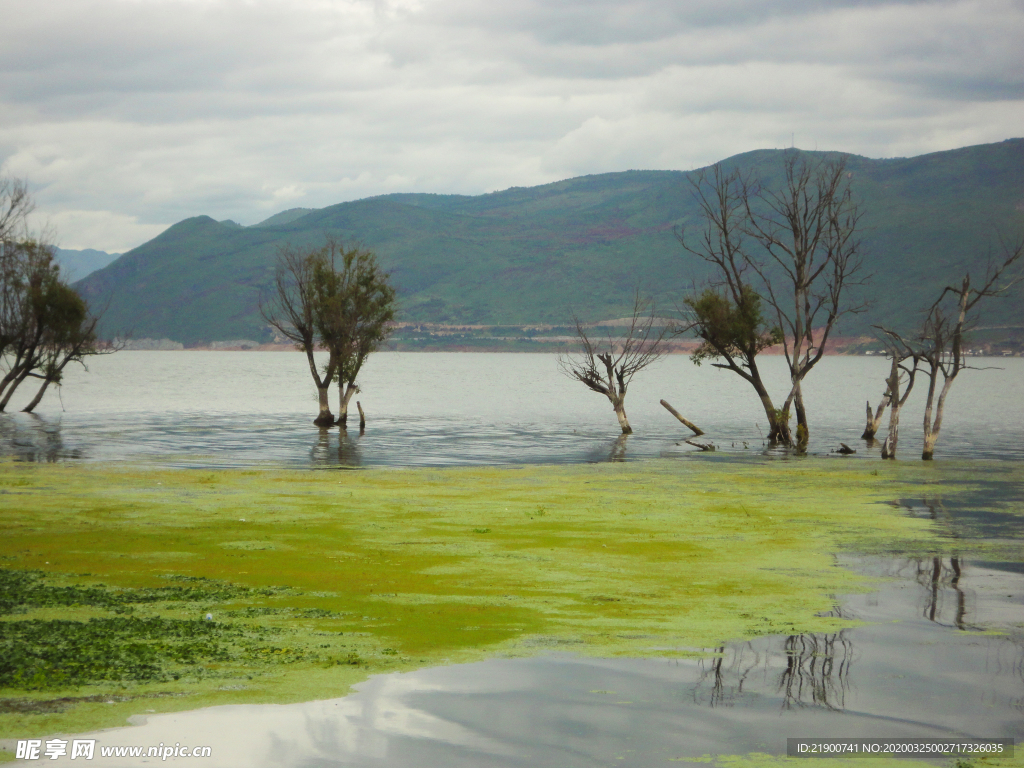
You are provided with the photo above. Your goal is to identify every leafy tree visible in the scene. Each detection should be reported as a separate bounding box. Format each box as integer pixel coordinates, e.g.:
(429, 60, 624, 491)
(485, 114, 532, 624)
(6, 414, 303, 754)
(312, 239, 397, 429)
(261, 244, 338, 426)
(0, 240, 103, 412)
(261, 237, 396, 428)
(0, 174, 109, 412)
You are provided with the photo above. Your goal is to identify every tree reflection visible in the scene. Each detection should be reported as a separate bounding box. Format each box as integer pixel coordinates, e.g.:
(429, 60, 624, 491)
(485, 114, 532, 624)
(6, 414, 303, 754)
(691, 623, 854, 712)
(777, 630, 854, 711)
(608, 433, 628, 462)
(310, 427, 362, 468)
(909, 556, 970, 630)
(0, 414, 76, 462)
(693, 643, 761, 708)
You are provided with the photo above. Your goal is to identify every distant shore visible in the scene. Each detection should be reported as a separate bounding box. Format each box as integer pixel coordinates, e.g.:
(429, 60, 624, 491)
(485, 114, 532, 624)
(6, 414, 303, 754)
(119, 335, 1021, 356)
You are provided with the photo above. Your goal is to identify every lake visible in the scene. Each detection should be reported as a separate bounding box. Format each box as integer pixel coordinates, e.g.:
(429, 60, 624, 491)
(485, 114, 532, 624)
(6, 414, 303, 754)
(2, 351, 1023, 466)
(2, 351, 1022, 767)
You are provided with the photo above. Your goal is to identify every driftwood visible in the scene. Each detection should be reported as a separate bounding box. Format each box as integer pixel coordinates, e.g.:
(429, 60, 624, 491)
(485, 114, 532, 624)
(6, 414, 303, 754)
(660, 400, 704, 436)
(684, 439, 716, 452)
(356, 401, 366, 433)
(837, 443, 856, 454)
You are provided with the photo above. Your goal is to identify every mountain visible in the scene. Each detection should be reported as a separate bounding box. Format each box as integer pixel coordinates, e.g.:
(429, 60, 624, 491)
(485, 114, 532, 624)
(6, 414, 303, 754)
(76, 140, 1024, 345)
(54, 248, 121, 282)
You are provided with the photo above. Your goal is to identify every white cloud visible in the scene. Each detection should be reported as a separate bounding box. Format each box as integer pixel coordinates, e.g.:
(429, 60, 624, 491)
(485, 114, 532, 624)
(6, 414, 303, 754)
(1, 0, 1021, 251)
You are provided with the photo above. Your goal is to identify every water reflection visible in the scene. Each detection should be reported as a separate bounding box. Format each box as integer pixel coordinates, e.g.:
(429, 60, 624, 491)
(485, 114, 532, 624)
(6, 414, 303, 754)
(310, 427, 364, 468)
(913, 556, 969, 629)
(778, 631, 854, 711)
(39, 559, 1023, 768)
(692, 627, 854, 713)
(608, 433, 628, 462)
(0, 413, 81, 463)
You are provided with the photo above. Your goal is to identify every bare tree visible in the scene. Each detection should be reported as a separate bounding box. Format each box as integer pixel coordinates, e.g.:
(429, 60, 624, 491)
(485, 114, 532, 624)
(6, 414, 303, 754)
(877, 235, 1023, 459)
(559, 292, 666, 434)
(743, 153, 867, 451)
(917, 238, 1023, 459)
(675, 164, 788, 444)
(260, 243, 338, 426)
(0, 175, 33, 243)
(872, 331, 921, 460)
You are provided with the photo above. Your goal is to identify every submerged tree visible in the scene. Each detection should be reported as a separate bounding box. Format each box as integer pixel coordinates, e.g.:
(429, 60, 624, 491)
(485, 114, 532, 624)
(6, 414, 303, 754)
(860, 392, 890, 441)
(312, 239, 397, 429)
(2, 175, 107, 412)
(744, 153, 867, 451)
(872, 331, 920, 460)
(0, 238, 105, 412)
(678, 153, 866, 450)
(559, 292, 667, 434)
(261, 244, 338, 426)
(675, 164, 787, 444)
(261, 237, 396, 428)
(878, 237, 1023, 460)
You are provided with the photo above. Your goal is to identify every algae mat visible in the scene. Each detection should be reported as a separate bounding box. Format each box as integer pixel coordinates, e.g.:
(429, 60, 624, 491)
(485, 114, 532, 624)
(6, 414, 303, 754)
(0, 458, 995, 740)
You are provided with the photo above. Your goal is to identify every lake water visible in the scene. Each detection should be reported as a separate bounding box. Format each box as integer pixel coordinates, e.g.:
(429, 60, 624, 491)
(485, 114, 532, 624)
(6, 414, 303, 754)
(2, 351, 1023, 466)
(3, 351, 1022, 766)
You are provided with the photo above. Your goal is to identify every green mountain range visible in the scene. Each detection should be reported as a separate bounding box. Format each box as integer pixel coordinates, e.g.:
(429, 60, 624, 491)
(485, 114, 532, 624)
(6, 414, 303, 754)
(76, 140, 1024, 345)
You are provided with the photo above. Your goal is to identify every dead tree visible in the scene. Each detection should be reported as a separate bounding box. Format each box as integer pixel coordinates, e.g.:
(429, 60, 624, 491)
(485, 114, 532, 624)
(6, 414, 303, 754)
(743, 153, 867, 451)
(659, 399, 704, 436)
(873, 331, 920, 460)
(559, 293, 666, 434)
(879, 236, 1023, 459)
(260, 244, 338, 426)
(860, 394, 889, 441)
(674, 164, 789, 445)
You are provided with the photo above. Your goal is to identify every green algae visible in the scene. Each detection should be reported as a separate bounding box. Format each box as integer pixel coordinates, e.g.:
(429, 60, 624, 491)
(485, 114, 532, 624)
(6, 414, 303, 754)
(0, 457, 1018, 739)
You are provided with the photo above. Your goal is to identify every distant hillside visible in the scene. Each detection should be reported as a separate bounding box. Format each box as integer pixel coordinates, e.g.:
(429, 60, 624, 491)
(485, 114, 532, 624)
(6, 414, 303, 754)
(54, 248, 120, 282)
(76, 140, 1024, 345)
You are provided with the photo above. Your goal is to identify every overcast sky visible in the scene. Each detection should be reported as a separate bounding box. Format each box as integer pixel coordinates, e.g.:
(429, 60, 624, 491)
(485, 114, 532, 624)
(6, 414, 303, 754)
(1, 0, 1022, 252)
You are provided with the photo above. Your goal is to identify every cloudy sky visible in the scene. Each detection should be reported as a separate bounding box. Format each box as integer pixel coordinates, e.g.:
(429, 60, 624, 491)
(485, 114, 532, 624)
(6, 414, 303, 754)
(1, 0, 1022, 252)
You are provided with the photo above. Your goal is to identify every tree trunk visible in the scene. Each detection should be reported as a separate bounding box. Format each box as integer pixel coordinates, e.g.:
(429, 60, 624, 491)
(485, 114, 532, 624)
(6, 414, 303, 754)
(861, 395, 889, 440)
(0, 368, 31, 411)
(881, 362, 901, 459)
(659, 400, 703, 435)
(612, 399, 632, 434)
(754, 389, 790, 445)
(338, 382, 358, 429)
(793, 382, 809, 453)
(922, 376, 954, 460)
(313, 385, 334, 427)
(21, 377, 53, 413)
(357, 401, 366, 434)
